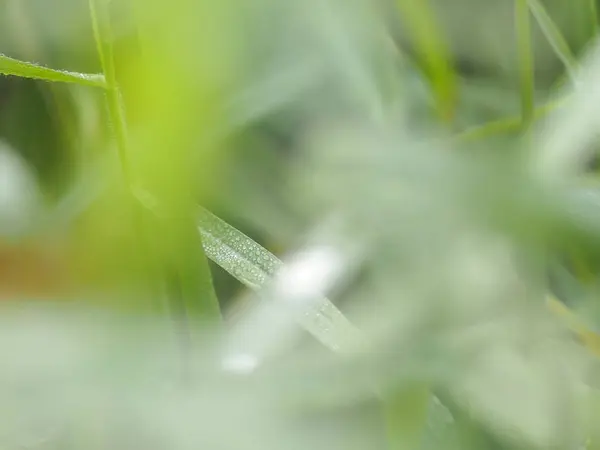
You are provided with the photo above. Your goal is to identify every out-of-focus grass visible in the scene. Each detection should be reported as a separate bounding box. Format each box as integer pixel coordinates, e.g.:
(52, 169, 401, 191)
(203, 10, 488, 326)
(516, 0, 535, 126)
(2, 0, 600, 450)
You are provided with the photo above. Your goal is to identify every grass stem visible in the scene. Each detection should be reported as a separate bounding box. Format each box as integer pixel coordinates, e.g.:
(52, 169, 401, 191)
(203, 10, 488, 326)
(516, 0, 535, 128)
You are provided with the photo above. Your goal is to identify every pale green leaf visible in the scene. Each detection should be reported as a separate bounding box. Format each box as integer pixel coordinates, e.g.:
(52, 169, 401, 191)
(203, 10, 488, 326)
(197, 207, 364, 352)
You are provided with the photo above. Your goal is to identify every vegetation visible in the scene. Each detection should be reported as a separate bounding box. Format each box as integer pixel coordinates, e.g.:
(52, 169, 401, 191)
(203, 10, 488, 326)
(1, 0, 600, 449)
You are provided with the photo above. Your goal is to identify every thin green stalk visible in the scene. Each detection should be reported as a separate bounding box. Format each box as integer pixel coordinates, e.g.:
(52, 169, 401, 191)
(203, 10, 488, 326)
(395, 0, 457, 124)
(591, 0, 599, 37)
(455, 95, 568, 142)
(87, 0, 220, 328)
(515, 0, 535, 128)
(384, 384, 431, 450)
(88, 0, 131, 181)
(527, 0, 578, 80)
(88, 0, 157, 312)
(0, 53, 106, 87)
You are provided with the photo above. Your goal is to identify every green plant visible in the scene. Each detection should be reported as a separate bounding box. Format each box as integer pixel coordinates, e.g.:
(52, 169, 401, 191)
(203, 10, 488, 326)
(2, 0, 600, 449)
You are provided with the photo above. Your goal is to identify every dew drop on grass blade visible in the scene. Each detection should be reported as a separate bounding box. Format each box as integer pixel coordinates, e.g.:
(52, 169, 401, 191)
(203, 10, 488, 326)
(197, 207, 364, 352)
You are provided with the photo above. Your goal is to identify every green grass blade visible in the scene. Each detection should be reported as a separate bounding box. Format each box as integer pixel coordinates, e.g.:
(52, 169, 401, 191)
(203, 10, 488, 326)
(515, 0, 535, 127)
(163, 218, 223, 326)
(88, 0, 131, 179)
(198, 209, 279, 291)
(197, 207, 363, 352)
(455, 96, 568, 141)
(527, 0, 578, 79)
(591, 0, 599, 37)
(89, 0, 221, 326)
(395, 0, 457, 124)
(384, 384, 431, 450)
(0, 53, 106, 88)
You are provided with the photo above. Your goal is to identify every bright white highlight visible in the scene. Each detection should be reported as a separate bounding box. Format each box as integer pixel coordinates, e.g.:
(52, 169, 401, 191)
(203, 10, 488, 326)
(221, 353, 260, 375)
(274, 245, 345, 306)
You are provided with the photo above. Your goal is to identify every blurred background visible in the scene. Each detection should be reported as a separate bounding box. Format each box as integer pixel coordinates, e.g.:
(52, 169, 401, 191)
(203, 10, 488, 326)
(2, 0, 600, 449)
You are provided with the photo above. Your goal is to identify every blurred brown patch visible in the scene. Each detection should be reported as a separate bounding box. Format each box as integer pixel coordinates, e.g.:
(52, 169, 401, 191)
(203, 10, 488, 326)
(0, 240, 72, 300)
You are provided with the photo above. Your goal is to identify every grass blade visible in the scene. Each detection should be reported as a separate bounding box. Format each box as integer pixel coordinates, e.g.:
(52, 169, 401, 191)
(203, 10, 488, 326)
(591, 0, 599, 37)
(547, 295, 600, 357)
(455, 96, 568, 142)
(515, 0, 535, 127)
(384, 384, 431, 450)
(395, 0, 457, 124)
(198, 207, 364, 352)
(527, 0, 578, 80)
(88, 0, 131, 179)
(89, 0, 221, 327)
(0, 53, 106, 88)
(163, 218, 223, 328)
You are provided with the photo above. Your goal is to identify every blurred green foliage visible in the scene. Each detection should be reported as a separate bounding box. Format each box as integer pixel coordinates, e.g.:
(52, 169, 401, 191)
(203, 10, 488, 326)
(2, 0, 600, 450)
